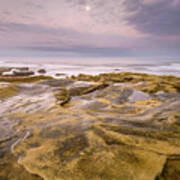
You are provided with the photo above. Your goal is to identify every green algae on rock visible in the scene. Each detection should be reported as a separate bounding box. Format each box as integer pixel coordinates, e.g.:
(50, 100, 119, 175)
(0, 85, 19, 99)
(70, 72, 180, 93)
(0, 75, 52, 83)
(55, 88, 71, 106)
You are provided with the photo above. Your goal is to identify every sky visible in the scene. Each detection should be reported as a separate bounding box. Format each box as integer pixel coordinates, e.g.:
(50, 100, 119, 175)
(0, 0, 180, 58)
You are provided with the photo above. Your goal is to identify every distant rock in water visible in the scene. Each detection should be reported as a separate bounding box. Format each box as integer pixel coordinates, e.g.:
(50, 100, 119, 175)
(114, 68, 121, 71)
(16, 67, 29, 71)
(13, 70, 34, 76)
(38, 69, 46, 74)
(55, 73, 66, 77)
(0, 68, 12, 76)
(2, 68, 34, 77)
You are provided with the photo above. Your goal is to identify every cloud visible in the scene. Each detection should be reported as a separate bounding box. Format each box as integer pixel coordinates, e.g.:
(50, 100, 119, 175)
(0, 21, 133, 51)
(25, 2, 44, 9)
(124, 0, 180, 36)
(0, 0, 179, 57)
(0, 21, 76, 35)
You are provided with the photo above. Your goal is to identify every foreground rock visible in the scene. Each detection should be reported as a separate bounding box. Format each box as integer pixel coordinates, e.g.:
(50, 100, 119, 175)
(0, 72, 180, 180)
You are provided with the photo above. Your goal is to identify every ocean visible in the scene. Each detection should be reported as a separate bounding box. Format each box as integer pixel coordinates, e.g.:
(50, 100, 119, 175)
(0, 57, 180, 77)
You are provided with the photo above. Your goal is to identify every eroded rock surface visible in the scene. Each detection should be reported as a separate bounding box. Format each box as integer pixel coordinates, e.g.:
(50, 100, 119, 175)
(0, 73, 180, 180)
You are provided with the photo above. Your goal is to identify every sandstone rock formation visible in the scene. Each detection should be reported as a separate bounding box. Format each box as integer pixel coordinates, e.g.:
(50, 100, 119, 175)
(0, 72, 180, 180)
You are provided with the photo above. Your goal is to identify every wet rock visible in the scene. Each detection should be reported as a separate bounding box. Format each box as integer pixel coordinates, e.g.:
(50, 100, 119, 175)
(73, 81, 96, 88)
(69, 83, 109, 97)
(68, 81, 94, 96)
(128, 90, 151, 103)
(28, 142, 41, 149)
(112, 88, 133, 105)
(156, 156, 180, 180)
(40, 129, 63, 139)
(0, 149, 7, 159)
(41, 79, 74, 87)
(55, 134, 89, 162)
(54, 88, 71, 106)
(69, 86, 90, 96)
(81, 100, 108, 110)
(0, 151, 43, 180)
(0, 82, 10, 88)
(0, 85, 19, 99)
(17, 84, 50, 95)
(155, 93, 180, 101)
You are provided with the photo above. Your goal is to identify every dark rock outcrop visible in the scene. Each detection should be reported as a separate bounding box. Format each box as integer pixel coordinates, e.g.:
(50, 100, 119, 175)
(38, 69, 46, 74)
(13, 71, 34, 76)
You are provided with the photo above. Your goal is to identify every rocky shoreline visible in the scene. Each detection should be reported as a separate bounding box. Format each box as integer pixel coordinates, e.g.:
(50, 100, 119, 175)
(0, 68, 180, 180)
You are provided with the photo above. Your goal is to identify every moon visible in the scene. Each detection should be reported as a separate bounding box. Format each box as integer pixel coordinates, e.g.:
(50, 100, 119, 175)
(85, 5, 91, 11)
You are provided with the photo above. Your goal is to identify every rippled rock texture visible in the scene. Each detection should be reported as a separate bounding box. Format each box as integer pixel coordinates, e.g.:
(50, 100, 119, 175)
(0, 72, 180, 180)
